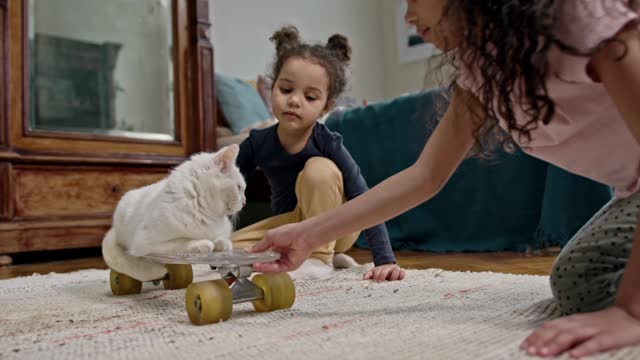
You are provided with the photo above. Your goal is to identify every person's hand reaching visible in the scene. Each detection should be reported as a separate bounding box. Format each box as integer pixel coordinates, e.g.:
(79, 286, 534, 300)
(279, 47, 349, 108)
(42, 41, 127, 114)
(249, 223, 314, 273)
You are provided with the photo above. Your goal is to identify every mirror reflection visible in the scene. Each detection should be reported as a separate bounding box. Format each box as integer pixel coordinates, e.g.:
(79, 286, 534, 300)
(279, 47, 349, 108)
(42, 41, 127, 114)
(28, 0, 175, 141)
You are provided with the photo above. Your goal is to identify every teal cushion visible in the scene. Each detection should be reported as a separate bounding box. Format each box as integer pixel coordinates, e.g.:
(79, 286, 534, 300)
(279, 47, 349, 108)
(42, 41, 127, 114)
(215, 73, 271, 134)
(326, 91, 547, 251)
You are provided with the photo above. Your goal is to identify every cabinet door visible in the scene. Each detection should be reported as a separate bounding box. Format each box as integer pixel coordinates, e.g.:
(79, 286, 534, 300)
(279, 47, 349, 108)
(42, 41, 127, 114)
(0, 0, 218, 254)
(0, 0, 7, 150)
(7, 0, 216, 161)
(0, 164, 168, 253)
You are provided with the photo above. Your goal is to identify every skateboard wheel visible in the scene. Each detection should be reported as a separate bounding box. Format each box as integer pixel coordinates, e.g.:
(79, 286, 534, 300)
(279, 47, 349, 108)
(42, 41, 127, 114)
(110, 269, 143, 295)
(162, 264, 193, 290)
(251, 273, 295, 312)
(185, 280, 232, 325)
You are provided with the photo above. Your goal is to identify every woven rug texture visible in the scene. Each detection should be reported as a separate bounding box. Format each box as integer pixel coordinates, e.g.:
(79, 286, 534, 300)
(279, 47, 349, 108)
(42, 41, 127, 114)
(1, 265, 639, 360)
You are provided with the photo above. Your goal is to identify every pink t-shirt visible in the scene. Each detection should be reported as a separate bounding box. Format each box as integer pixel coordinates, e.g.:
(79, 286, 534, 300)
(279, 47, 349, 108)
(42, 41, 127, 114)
(458, 0, 640, 198)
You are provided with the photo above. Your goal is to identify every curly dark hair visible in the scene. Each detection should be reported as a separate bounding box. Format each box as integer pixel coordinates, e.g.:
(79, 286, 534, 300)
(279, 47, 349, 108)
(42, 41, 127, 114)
(269, 25, 351, 103)
(437, 0, 638, 157)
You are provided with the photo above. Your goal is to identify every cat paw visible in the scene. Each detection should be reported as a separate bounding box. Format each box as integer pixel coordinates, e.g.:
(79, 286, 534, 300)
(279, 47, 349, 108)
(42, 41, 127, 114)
(187, 240, 215, 254)
(212, 239, 232, 251)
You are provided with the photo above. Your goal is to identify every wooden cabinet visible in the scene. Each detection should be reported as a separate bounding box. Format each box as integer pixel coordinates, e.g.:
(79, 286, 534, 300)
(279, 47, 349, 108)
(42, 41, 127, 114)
(0, 0, 220, 257)
(11, 165, 168, 218)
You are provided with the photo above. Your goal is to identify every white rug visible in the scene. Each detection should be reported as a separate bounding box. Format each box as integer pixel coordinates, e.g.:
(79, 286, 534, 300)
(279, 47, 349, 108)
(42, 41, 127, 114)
(1, 265, 639, 360)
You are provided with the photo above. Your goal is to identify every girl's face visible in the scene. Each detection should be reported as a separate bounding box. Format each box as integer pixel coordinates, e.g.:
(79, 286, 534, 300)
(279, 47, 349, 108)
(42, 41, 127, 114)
(405, 0, 459, 51)
(271, 57, 332, 133)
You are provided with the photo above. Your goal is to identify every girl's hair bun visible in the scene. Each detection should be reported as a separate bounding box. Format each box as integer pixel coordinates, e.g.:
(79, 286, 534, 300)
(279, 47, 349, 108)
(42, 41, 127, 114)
(270, 25, 301, 56)
(326, 34, 351, 63)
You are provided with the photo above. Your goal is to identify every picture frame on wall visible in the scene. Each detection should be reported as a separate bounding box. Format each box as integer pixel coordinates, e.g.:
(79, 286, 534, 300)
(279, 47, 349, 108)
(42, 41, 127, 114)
(395, 0, 437, 64)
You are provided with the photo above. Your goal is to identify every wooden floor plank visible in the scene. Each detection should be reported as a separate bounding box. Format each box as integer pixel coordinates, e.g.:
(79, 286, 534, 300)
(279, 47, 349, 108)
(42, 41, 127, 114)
(0, 248, 557, 280)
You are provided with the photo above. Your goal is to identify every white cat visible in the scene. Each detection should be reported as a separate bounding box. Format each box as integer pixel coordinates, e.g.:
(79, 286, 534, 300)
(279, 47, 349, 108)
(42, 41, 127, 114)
(102, 145, 246, 282)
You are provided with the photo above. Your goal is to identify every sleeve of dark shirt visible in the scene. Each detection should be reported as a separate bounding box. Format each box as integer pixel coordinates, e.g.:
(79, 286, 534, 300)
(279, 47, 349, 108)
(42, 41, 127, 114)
(325, 134, 396, 266)
(236, 131, 257, 180)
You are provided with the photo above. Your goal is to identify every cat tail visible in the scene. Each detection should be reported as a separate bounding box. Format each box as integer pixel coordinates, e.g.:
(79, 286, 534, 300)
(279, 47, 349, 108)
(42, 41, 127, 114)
(101, 228, 167, 282)
(333, 253, 358, 269)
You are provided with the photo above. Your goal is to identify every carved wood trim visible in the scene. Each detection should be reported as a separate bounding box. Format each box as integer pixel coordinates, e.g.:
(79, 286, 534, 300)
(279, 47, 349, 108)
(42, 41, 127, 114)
(20, 129, 182, 145)
(174, 0, 191, 155)
(0, 0, 7, 148)
(20, 0, 28, 141)
(199, 46, 216, 150)
(0, 151, 185, 166)
(0, 218, 111, 253)
(12, 164, 168, 219)
(0, 162, 13, 220)
(190, 0, 217, 152)
(8, 0, 192, 159)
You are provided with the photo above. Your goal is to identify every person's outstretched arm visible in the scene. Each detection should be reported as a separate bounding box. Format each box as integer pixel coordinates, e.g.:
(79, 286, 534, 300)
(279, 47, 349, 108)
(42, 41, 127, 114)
(251, 88, 480, 272)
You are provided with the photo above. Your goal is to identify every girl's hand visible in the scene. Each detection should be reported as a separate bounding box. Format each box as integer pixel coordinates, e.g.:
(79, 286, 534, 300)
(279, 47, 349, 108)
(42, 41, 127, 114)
(363, 264, 407, 282)
(521, 306, 640, 358)
(249, 223, 314, 273)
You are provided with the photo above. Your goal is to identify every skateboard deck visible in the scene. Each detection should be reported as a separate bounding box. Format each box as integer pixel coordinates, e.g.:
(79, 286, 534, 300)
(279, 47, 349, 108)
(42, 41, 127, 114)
(143, 249, 280, 267)
(109, 249, 294, 326)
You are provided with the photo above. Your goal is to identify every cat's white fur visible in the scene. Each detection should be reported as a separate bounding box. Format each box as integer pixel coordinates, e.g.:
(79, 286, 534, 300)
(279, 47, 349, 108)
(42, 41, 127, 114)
(102, 145, 246, 281)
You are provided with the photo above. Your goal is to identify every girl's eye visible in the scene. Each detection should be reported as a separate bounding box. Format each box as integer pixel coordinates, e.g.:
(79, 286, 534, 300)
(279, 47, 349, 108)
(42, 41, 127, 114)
(306, 96, 317, 101)
(280, 88, 292, 94)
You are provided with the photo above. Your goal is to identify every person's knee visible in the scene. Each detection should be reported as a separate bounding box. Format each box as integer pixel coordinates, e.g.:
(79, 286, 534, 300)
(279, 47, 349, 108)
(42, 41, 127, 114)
(299, 157, 342, 188)
(550, 251, 618, 315)
(334, 232, 360, 254)
(550, 264, 573, 315)
(549, 243, 589, 315)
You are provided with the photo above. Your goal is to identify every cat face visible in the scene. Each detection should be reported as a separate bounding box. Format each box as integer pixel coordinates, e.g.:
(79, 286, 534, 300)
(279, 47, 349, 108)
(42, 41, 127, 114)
(177, 145, 246, 217)
(212, 145, 246, 215)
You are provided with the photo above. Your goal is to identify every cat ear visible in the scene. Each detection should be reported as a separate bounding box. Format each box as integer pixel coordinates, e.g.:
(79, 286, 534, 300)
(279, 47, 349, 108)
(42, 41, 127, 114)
(215, 144, 239, 172)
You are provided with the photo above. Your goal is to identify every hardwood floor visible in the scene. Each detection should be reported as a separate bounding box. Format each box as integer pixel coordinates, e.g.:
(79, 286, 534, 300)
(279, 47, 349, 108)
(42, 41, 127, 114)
(350, 248, 557, 275)
(0, 247, 558, 280)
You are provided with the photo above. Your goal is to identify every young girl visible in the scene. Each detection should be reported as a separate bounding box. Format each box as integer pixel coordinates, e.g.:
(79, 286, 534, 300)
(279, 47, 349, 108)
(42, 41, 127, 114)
(232, 26, 405, 282)
(250, 1, 640, 357)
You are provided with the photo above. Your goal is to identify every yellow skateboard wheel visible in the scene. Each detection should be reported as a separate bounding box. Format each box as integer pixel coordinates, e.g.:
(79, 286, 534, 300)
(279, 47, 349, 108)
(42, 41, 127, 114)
(185, 280, 232, 325)
(162, 264, 193, 290)
(110, 269, 143, 295)
(252, 273, 296, 312)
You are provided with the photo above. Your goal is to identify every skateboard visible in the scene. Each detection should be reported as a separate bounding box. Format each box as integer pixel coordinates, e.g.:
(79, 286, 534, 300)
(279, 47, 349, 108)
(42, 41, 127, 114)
(108, 249, 296, 325)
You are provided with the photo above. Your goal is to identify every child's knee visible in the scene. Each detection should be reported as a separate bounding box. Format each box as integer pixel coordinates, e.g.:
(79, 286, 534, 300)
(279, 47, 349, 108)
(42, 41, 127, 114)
(550, 250, 620, 315)
(550, 267, 585, 315)
(334, 231, 360, 253)
(299, 157, 342, 188)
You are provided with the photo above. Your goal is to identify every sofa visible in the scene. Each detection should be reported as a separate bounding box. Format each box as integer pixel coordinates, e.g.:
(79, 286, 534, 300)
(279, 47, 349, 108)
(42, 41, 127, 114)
(325, 89, 613, 252)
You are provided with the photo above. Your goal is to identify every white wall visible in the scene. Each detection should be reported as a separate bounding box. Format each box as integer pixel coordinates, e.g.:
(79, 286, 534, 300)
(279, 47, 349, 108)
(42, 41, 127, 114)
(210, 0, 387, 103)
(379, 0, 431, 98)
(377, 0, 452, 99)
